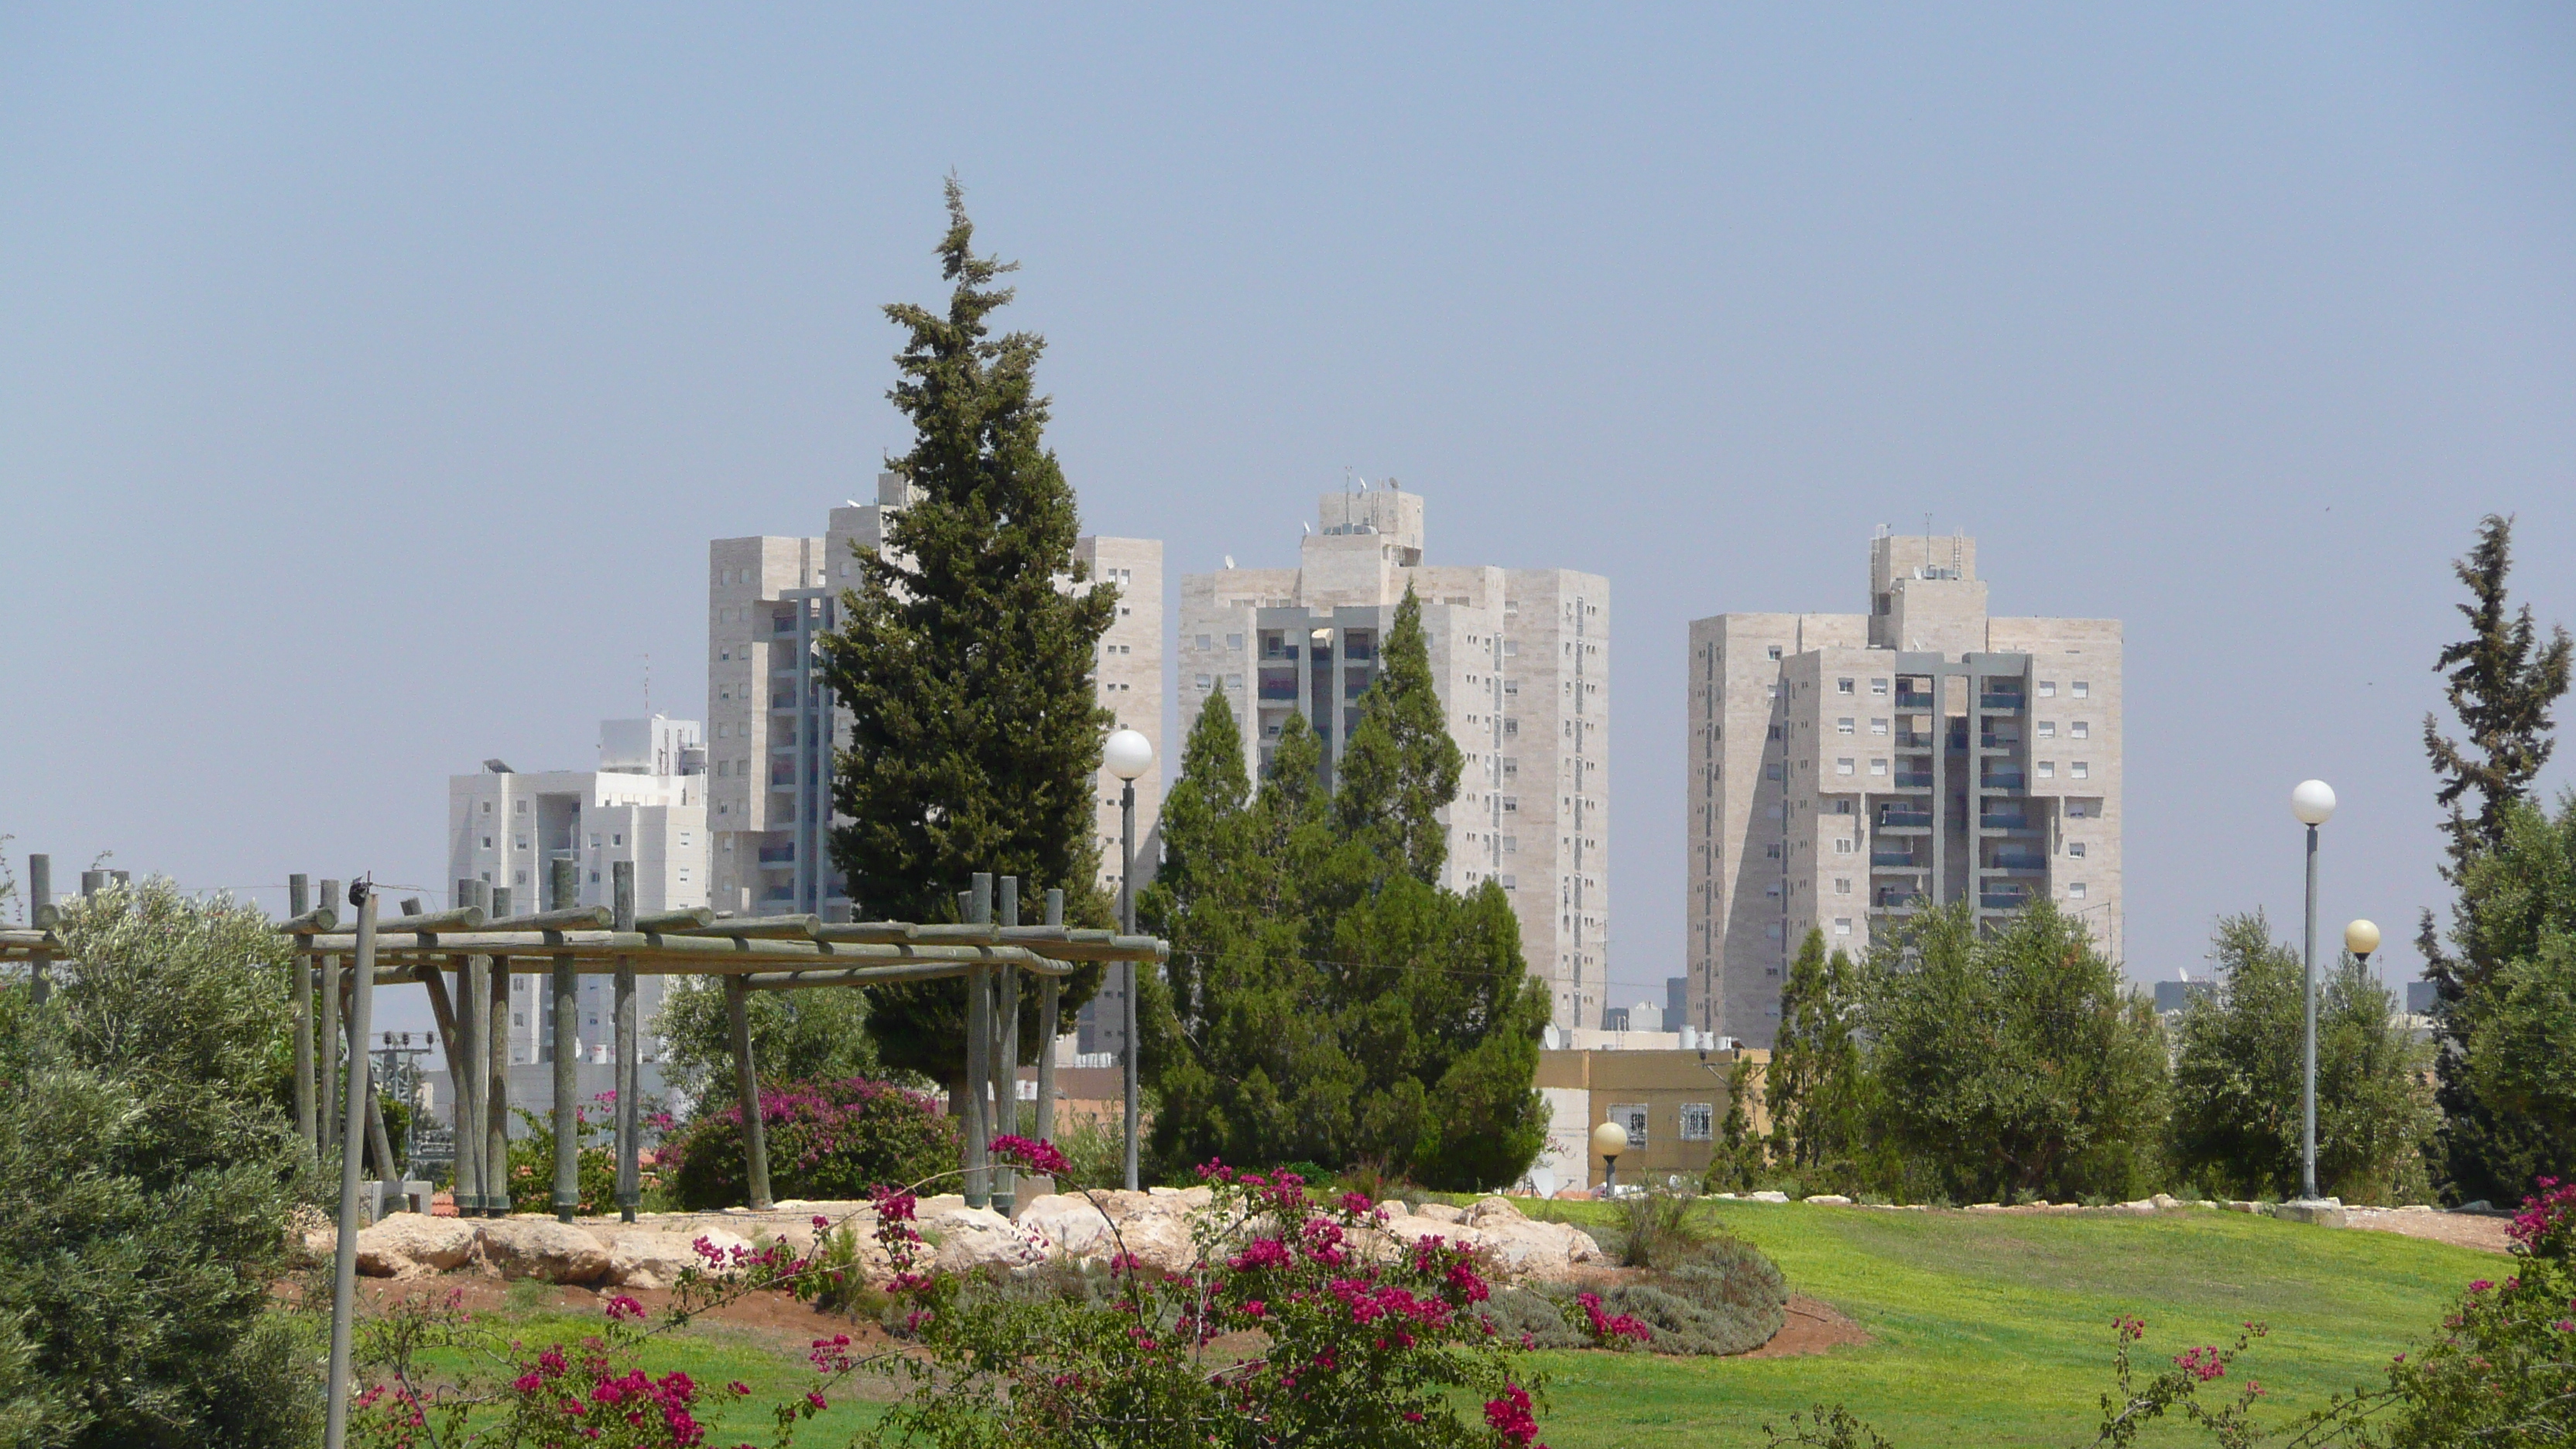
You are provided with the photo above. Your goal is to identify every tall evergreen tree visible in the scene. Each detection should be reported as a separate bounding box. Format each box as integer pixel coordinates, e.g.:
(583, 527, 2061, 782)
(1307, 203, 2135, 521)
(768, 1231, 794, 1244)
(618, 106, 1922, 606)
(2437, 797, 2576, 1201)
(1331, 587, 1463, 887)
(2423, 514, 2573, 880)
(1767, 928, 1864, 1177)
(2417, 515, 2574, 1201)
(1141, 594, 1547, 1190)
(819, 180, 1113, 1090)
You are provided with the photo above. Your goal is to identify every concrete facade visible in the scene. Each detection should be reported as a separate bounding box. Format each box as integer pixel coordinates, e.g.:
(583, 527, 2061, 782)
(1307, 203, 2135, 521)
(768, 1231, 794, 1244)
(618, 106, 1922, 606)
(1686, 531, 2123, 1047)
(1178, 486, 1609, 1029)
(704, 474, 1163, 926)
(445, 717, 709, 1070)
(1527, 1046, 1768, 1194)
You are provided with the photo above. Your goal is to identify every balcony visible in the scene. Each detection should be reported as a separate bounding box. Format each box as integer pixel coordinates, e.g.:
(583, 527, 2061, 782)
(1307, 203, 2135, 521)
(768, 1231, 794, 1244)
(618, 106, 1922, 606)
(1979, 691, 2026, 712)
(1978, 734, 2021, 751)
(1980, 889, 2033, 911)
(1988, 850, 2046, 871)
(1982, 769, 2028, 791)
(1894, 730, 1937, 749)
(1878, 807, 1932, 828)
(1894, 771, 1934, 789)
(1979, 812, 2036, 832)
(1257, 668, 1297, 701)
(757, 844, 796, 865)
(1872, 850, 1926, 868)
(1874, 889, 1923, 909)
(1895, 690, 1936, 711)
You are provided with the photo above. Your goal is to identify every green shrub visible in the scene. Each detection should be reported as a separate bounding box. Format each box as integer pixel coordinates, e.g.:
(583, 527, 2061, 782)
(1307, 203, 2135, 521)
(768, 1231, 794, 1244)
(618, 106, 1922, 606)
(1618, 1188, 1707, 1269)
(661, 1077, 956, 1209)
(1479, 1234, 1789, 1358)
(2, 878, 323, 1444)
(505, 1104, 618, 1214)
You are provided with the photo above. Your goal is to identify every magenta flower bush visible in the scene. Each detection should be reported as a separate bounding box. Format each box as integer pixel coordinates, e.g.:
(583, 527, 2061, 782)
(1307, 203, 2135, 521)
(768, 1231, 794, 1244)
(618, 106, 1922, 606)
(660, 1076, 957, 1209)
(870, 1154, 1598, 1448)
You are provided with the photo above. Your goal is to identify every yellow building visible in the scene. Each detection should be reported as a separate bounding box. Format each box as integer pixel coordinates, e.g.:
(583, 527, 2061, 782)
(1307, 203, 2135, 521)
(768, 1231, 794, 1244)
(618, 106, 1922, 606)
(1530, 1047, 1769, 1193)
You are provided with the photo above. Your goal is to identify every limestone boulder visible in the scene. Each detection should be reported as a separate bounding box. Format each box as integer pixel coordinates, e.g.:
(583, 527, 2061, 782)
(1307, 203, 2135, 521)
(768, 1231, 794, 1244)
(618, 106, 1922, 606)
(917, 1202, 1050, 1275)
(1414, 1202, 1466, 1224)
(604, 1227, 752, 1290)
(481, 1218, 613, 1284)
(1019, 1190, 1199, 1274)
(1457, 1195, 1605, 1276)
(355, 1214, 480, 1279)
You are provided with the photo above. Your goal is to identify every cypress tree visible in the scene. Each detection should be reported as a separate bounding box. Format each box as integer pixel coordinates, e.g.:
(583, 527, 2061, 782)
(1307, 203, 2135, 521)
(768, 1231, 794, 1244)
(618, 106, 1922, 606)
(1768, 928, 1863, 1177)
(819, 180, 1115, 1090)
(2423, 514, 2572, 880)
(2417, 515, 2573, 1200)
(1332, 586, 1463, 886)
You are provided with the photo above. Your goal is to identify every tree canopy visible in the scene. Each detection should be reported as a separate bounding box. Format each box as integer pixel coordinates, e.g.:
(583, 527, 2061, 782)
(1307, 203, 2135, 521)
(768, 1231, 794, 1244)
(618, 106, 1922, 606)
(1140, 590, 1549, 1190)
(819, 180, 1113, 1089)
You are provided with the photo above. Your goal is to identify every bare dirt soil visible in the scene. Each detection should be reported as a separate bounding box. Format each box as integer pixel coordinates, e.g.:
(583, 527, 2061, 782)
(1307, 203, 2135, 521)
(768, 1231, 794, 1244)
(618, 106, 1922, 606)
(2345, 1208, 2513, 1254)
(1742, 1294, 1872, 1358)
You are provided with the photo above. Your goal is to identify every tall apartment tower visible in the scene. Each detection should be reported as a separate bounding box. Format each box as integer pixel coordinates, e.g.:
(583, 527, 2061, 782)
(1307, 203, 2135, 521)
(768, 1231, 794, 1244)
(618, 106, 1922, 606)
(1685, 531, 2122, 1047)
(445, 715, 708, 1069)
(706, 474, 1163, 921)
(1178, 485, 1610, 1029)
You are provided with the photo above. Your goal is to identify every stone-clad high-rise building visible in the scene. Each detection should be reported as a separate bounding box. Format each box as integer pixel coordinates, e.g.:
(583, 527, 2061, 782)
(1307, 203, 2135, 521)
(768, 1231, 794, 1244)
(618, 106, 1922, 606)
(1686, 530, 2122, 1047)
(1179, 485, 1609, 1029)
(704, 474, 1162, 921)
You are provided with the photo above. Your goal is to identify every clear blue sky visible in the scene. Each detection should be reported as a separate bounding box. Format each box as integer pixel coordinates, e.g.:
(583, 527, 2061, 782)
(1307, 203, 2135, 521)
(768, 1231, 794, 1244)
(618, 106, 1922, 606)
(4, 5, 2571, 1030)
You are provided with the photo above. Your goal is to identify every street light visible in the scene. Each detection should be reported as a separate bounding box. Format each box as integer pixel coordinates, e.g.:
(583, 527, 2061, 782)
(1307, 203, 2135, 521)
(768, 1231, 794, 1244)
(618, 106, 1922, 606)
(1105, 726, 1154, 1191)
(1591, 1119, 1632, 1197)
(2290, 779, 2336, 1204)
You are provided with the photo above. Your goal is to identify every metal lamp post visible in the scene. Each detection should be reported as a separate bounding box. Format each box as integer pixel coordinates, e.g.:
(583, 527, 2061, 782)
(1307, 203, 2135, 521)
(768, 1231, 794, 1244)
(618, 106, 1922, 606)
(1105, 726, 1155, 1191)
(2289, 779, 2337, 1204)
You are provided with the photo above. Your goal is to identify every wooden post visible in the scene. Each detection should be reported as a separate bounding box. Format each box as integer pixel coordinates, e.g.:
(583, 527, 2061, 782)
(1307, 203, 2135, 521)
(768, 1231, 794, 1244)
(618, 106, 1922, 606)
(1036, 887, 1062, 1148)
(549, 858, 579, 1223)
(318, 880, 343, 1156)
(450, 880, 485, 1214)
(26, 855, 50, 1006)
(487, 886, 513, 1217)
(724, 976, 771, 1211)
(420, 915, 473, 1214)
(288, 874, 313, 1152)
(991, 877, 1019, 1214)
(611, 862, 639, 1223)
(963, 874, 992, 1209)
(323, 881, 380, 1449)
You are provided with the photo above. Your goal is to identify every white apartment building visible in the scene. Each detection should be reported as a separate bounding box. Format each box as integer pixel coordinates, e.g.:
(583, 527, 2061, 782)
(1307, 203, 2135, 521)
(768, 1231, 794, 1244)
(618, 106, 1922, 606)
(1686, 531, 2123, 1047)
(705, 474, 1164, 924)
(444, 715, 708, 1071)
(1178, 485, 1609, 1029)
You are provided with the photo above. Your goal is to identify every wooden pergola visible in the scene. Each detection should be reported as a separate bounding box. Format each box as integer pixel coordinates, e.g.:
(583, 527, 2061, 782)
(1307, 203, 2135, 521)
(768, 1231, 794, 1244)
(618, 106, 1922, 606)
(2, 855, 1165, 1221)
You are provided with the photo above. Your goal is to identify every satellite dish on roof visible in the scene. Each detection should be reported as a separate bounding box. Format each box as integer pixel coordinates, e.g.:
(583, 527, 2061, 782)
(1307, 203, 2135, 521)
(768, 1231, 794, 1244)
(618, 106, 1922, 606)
(1223, 555, 1235, 570)
(1542, 1023, 1561, 1050)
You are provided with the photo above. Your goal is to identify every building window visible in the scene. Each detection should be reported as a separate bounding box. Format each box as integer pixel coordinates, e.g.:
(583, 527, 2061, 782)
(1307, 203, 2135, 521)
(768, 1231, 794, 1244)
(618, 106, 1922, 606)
(2068, 800, 2091, 819)
(2071, 761, 2089, 779)
(2039, 680, 2057, 697)
(1195, 673, 1211, 690)
(1836, 758, 1855, 775)
(590, 834, 601, 849)
(1871, 718, 1889, 735)
(1766, 645, 1783, 661)
(1837, 718, 1855, 735)
(1680, 1103, 1714, 1141)
(2067, 841, 2086, 858)
(2038, 762, 2056, 779)
(1226, 633, 1244, 649)
(612, 833, 624, 846)
(1834, 918, 1853, 935)
(481, 801, 492, 814)
(1869, 759, 1888, 776)
(1194, 634, 1211, 649)
(1834, 838, 1855, 854)
(1871, 678, 1889, 697)
(2072, 680, 2090, 698)
(2071, 720, 2090, 739)
(1764, 763, 1783, 781)
(1837, 678, 1855, 695)
(589, 869, 600, 883)
(1834, 877, 1852, 894)
(1607, 1105, 1649, 1149)
(1834, 799, 1853, 814)
(2038, 721, 2056, 738)
(515, 870, 528, 886)
(516, 800, 529, 814)
(481, 837, 492, 850)
(2068, 882, 2088, 899)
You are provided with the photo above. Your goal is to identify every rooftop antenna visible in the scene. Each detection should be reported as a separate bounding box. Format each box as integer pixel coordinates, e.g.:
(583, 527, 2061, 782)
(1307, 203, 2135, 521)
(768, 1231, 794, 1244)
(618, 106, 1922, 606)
(642, 653, 652, 717)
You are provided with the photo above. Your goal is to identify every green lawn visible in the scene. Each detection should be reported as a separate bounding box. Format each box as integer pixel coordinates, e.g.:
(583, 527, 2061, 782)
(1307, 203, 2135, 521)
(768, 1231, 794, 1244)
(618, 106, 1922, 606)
(351, 1205, 2489, 1447)
(1512, 1201, 2491, 1448)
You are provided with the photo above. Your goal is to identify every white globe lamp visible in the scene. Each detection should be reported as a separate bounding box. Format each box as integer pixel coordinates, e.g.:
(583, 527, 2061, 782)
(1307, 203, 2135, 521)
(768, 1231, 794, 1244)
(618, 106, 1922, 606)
(1591, 1118, 1633, 1195)
(1105, 728, 1154, 782)
(2290, 779, 2337, 827)
(2345, 919, 2381, 961)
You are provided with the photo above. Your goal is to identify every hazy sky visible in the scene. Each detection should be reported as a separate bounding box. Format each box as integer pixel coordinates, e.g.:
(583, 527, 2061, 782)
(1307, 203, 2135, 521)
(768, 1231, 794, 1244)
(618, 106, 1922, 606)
(5, 5, 2571, 1033)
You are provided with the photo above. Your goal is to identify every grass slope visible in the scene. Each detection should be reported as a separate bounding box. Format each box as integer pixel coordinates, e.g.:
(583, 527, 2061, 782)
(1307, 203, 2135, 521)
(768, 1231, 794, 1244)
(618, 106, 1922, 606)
(1516, 1201, 2491, 1448)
